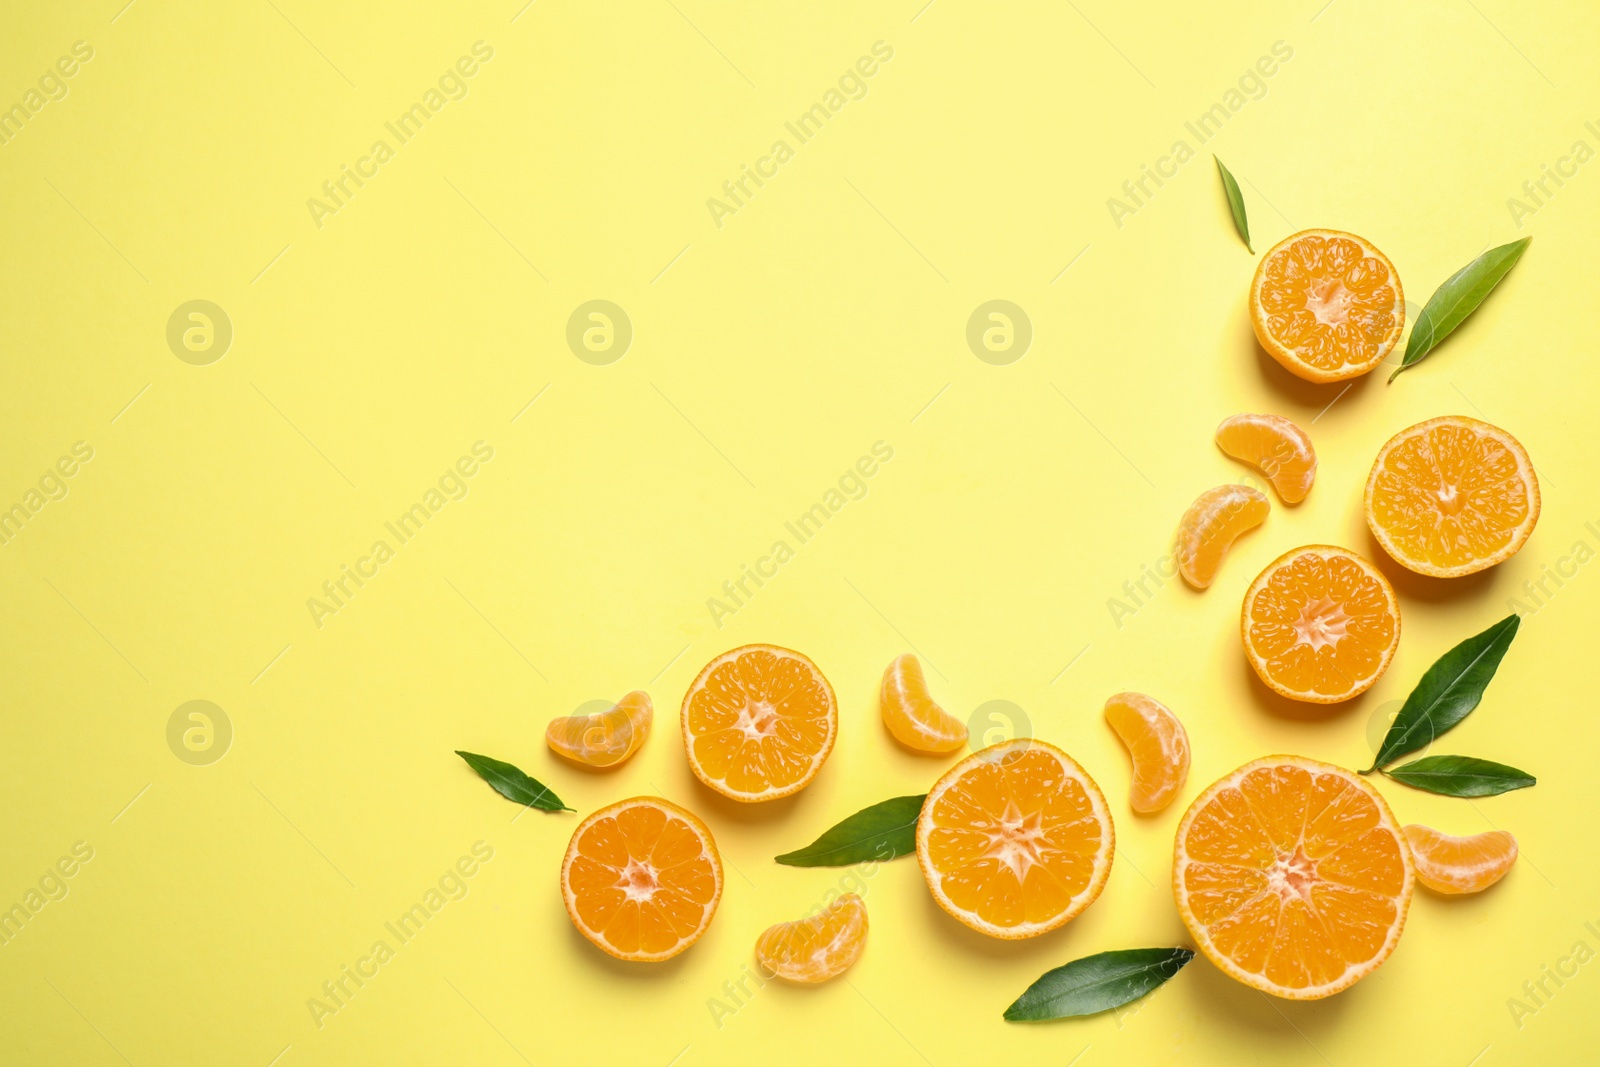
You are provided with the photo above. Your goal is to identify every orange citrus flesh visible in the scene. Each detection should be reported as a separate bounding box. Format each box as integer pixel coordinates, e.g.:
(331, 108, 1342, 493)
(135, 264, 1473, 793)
(561, 797, 723, 962)
(1242, 546, 1400, 703)
(1174, 756, 1414, 1000)
(754, 893, 868, 983)
(1176, 484, 1270, 589)
(916, 739, 1114, 939)
(1103, 692, 1190, 814)
(1250, 229, 1404, 383)
(880, 654, 967, 754)
(1403, 825, 1518, 895)
(1216, 413, 1318, 504)
(546, 691, 653, 768)
(1365, 415, 1540, 578)
(681, 644, 837, 802)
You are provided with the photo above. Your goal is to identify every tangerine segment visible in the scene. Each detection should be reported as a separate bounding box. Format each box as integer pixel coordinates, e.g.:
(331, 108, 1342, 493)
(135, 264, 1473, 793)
(561, 797, 723, 962)
(1242, 546, 1400, 703)
(681, 644, 837, 802)
(1250, 229, 1404, 383)
(1216, 413, 1318, 504)
(916, 739, 1114, 940)
(1403, 825, 1518, 895)
(1174, 756, 1414, 1000)
(1365, 416, 1540, 578)
(546, 691, 653, 768)
(755, 893, 868, 983)
(1103, 692, 1190, 814)
(1177, 485, 1270, 589)
(880, 654, 967, 754)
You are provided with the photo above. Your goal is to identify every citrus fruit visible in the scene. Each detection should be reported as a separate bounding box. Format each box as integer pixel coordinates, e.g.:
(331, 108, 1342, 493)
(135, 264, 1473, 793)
(754, 893, 868, 983)
(1365, 415, 1540, 578)
(1103, 692, 1190, 814)
(916, 739, 1114, 939)
(1250, 229, 1404, 383)
(1403, 825, 1517, 895)
(1176, 484, 1270, 589)
(546, 691, 652, 768)
(1242, 545, 1400, 703)
(681, 644, 837, 802)
(561, 796, 723, 962)
(880, 654, 967, 754)
(1215, 413, 1318, 504)
(1174, 756, 1414, 999)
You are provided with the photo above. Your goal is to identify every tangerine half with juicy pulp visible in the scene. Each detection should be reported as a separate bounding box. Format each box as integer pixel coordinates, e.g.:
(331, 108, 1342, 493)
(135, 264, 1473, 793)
(1403, 825, 1518, 895)
(916, 739, 1114, 939)
(1250, 229, 1404, 383)
(1215, 413, 1318, 504)
(681, 644, 837, 802)
(1365, 415, 1540, 578)
(754, 893, 868, 983)
(1242, 545, 1400, 703)
(1174, 756, 1414, 999)
(1103, 692, 1190, 814)
(880, 654, 967, 754)
(546, 691, 652, 768)
(1176, 484, 1270, 589)
(561, 796, 723, 962)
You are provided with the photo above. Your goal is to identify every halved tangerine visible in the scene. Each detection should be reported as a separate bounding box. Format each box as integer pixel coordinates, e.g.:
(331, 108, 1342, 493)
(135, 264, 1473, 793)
(681, 644, 837, 802)
(1174, 756, 1414, 999)
(1403, 825, 1518, 895)
(880, 654, 967, 754)
(1103, 692, 1190, 814)
(561, 796, 723, 962)
(755, 893, 868, 983)
(1176, 484, 1269, 589)
(546, 691, 652, 768)
(1216, 413, 1318, 504)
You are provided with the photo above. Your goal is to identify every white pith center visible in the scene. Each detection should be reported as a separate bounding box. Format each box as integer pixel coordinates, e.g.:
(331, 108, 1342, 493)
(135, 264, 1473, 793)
(1435, 482, 1464, 515)
(1293, 597, 1350, 652)
(1266, 847, 1316, 903)
(617, 859, 659, 903)
(984, 802, 1049, 881)
(1305, 279, 1353, 326)
(733, 700, 779, 740)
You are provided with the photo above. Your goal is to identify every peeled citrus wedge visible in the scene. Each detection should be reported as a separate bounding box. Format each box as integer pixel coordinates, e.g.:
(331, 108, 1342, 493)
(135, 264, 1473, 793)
(1216, 413, 1318, 504)
(916, 739, 1114, 939)
(880, 654, 967, 754)
(755, 893, 868, 983)
(546, 691, 652, 768)
(681, 644, 837, 802)
(1366, 415, 1540, 578)
(1103, 692, 1190, 814)
(1177, 484, 1270, 589)
(1403, 825, 1518, 895)
(561, 797, 722, 962)
(1242, 545, 1400, 703)
(1251, 229, 1404, 383)
(1174, 756, 1414, 1000)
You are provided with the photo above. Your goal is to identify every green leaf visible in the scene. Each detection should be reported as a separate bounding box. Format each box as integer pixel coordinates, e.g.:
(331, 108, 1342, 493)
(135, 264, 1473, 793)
(1367, 615, 1520, 772)
(1214, 157, 1252, 253)
(1383, 755, 1535, 797)
(774, 794, 924, 866)
(1004, 948, 1195, 1022)
(455, 750, 573, 812)
(1389, 237, 1531, 382)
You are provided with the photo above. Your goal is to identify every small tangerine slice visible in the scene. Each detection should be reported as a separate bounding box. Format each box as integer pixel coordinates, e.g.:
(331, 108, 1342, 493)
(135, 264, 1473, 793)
(681, 644, 838, 802)
(880, 654, 967, 754)
(1402, 825, 1518, 895)
(1365, 415, 1540, 578)
(1215, 413, 1318, 504)
(1250, 229, 1404, 383)
(546, 691, 652, 768)
(754, 893, 868, 983)
(1242, 545, 1400, 703)
(561, 796, 723, 962)
(1177, 485, 1270, 589)
(916, 739, 1114, 939)
(1103, 692, 1190, 814)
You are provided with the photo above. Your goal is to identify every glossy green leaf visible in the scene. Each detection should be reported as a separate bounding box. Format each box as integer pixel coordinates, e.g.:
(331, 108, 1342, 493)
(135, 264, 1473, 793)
(775, 794, 924, 866)
(1214, 157, 1252, 253)
(1004, 948, 1195, 1022)
(1383, 755, 1535, 797)
(1367, 615, 1520, 772)
(1389, 237, 1531, 381)
(456, 750, 573, 812)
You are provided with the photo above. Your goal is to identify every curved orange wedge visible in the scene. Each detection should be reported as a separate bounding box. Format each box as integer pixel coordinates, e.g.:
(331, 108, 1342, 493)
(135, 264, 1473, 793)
(755, 893, 868, 983)
(1403, 825, 1517, 895)
(880, 654, 967, 754)
(546, 691, 652, 768)
(1216, 413, 1318, 504)
(1103, 692, 1190, 814)
(1177, 485, 1270, 589)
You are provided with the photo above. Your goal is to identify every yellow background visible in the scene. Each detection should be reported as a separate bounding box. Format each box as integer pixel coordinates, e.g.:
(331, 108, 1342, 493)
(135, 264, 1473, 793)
(2, 1, 1597, 1064)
